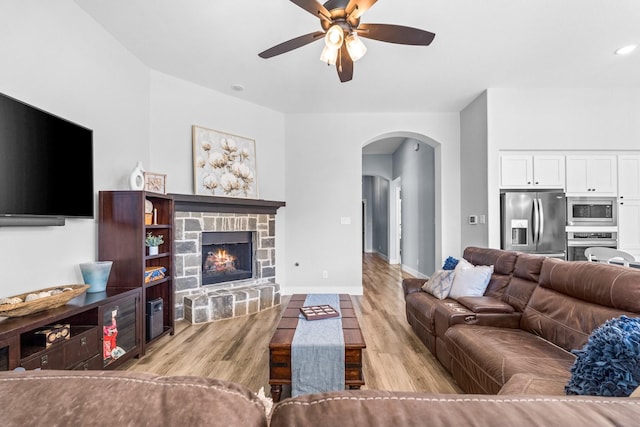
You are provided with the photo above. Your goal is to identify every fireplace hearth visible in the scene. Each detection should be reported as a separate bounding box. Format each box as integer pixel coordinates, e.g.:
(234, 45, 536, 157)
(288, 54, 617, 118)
(201, 231, 253, 285)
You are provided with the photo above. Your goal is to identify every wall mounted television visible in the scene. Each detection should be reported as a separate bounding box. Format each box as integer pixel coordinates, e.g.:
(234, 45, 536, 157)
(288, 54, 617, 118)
(0, 92, 94, 226)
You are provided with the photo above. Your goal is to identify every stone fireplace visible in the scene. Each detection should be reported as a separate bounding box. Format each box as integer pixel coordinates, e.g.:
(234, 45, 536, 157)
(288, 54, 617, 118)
(201, 231, 254, 285)
(172, 194, 285, 324)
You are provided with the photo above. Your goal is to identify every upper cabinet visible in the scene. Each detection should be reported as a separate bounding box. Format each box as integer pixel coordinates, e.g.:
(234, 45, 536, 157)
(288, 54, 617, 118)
(565, 155, 617, 196)
(618, 155, 640, 199)
(500, 154, 565, 189)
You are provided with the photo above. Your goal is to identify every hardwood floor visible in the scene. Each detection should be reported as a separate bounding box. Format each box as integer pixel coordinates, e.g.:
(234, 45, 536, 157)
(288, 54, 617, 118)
(119, 253, 460, 395)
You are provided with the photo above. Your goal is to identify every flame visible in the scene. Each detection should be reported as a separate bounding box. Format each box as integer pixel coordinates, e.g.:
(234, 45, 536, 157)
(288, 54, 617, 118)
(204, 249, 237, 273)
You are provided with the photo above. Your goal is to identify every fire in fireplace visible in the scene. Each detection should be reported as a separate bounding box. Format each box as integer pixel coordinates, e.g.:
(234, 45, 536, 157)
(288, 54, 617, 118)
(201, 231, 253, 285)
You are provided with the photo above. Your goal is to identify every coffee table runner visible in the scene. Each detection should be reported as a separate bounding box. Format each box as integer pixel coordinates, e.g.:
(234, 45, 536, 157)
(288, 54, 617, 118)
(291, 294, 345, 397)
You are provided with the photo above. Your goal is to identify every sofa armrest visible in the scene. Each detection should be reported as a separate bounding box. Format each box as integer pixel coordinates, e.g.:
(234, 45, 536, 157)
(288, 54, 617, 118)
(402, 278, 427, 297)
(456, 296, 515, 314)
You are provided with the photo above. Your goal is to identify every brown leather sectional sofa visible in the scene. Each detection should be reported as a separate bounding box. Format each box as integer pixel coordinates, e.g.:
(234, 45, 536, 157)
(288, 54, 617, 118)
(267, 247, 640, 426)
(7, 248, 640, 426)
(403, 246, 640, 394)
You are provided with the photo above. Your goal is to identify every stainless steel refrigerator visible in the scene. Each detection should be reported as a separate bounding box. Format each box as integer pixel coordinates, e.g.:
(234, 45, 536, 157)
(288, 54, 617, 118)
(500, 190, 566, 258)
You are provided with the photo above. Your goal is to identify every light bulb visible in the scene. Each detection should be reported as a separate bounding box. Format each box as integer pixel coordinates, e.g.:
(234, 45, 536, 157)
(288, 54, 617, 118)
(615, 44, 637, 55)
(325, 25, 344, 50)
(320, 45, 339, 65)
(346, 33, 367, 61)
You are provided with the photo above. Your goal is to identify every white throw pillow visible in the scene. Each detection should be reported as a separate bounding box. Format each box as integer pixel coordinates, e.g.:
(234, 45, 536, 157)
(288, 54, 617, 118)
(421, 269, 456, 300)
(448, 259, 494, 300)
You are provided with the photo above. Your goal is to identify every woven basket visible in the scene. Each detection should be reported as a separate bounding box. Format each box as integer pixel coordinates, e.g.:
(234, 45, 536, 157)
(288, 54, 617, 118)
(0, 284, 89, 318)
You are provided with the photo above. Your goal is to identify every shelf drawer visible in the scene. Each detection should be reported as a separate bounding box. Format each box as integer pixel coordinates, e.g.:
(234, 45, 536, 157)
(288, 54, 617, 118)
(64, 327, 100, 369)
(21, 348, 65, 370)
(71, 354, 102, 371)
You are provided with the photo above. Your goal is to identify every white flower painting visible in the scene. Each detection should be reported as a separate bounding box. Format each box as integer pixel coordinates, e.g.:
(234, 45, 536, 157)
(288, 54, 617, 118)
(192, 125, 258, 198)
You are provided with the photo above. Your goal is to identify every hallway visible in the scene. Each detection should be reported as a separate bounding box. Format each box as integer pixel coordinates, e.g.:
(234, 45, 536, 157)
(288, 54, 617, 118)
(356, 253, 459, 392)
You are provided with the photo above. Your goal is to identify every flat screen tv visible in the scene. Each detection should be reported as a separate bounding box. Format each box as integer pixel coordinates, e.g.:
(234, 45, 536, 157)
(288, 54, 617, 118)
(0, 92, 94, 226)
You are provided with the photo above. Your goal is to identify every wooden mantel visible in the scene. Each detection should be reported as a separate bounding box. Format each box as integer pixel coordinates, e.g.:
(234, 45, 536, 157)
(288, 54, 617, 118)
(169, 193, 285, 215)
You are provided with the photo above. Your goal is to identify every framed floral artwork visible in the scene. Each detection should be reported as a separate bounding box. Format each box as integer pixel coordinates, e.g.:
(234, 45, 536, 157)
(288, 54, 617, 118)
(144, 172, 166, 194)
(192, 125, 258, 198)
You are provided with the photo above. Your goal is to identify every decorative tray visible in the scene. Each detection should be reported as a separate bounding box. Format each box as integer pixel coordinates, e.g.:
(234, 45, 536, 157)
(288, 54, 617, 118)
(0, 284, 89, 318)
(299, 304, 340, 321)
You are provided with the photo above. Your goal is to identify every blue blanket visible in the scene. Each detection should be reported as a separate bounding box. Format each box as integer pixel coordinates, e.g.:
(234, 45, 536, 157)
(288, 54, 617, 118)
(291, 294, 345, 397)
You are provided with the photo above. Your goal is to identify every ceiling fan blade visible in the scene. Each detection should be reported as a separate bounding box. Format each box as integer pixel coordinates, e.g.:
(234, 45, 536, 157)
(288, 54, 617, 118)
(357, 23, 435, 45)
(290, 0, 332, 21)
(345, 0, 378, 20)
(337, 43, 353, 82)
(258, 31, 325, 58)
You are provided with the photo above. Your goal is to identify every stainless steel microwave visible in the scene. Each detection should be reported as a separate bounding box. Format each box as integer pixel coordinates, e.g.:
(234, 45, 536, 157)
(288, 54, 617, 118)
(566, 197, 617, 226)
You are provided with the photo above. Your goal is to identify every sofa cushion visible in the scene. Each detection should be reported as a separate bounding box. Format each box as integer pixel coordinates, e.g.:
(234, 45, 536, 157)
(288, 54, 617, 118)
(456, 296, 515, 314)
(521, 258, 640, 352)
(269, 389, 640, 427)
(449, 259, 493, 299)
(566, 315, 640, 397)
(421, 269, 455, 299)
(446, 325, 575, 394)
(463, 246, 518, 298)
(501, 253, 544, 312)
(0, 370, 268, 427)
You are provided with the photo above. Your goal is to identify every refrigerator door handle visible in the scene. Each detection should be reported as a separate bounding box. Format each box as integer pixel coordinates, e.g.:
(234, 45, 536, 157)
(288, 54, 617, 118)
(538, 197, 545, 244)
(532, 198, 539, 246)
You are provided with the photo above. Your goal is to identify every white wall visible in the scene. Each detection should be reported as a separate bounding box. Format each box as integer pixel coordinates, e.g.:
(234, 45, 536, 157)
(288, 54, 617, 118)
(147, 70, 287, 286)
(0, 0, 150, 296)
(460, 91, 489, 249)
(148, 71, 286, 200)
(393, 140, 436, 277)
(284, 113, 460, 295)
(362, 154, 393, 180)
(486, 88, 640, 247)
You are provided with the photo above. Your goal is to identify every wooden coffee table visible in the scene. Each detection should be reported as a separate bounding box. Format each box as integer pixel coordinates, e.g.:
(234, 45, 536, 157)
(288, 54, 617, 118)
(268, 294, 366, 402)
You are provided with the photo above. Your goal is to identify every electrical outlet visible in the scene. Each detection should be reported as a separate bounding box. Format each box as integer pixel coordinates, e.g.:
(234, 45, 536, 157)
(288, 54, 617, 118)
(322, 270, 328, 279)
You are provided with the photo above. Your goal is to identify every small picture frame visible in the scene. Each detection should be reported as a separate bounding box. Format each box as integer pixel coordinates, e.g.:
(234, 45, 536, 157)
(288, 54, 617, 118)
(144, 172, 167, 194)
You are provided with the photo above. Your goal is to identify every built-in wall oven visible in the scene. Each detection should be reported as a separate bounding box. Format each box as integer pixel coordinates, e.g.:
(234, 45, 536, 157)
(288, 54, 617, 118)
(567, 197, 617, 226)
(566, 231, 618, 262)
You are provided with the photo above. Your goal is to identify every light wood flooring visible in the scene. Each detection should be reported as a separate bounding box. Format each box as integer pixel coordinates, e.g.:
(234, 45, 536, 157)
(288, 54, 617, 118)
(119, 253, 460, 395)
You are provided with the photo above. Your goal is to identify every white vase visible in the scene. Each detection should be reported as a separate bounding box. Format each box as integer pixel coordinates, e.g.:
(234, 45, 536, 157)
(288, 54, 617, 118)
(129, 161, 145, 190)
(148, 246, 159, 256)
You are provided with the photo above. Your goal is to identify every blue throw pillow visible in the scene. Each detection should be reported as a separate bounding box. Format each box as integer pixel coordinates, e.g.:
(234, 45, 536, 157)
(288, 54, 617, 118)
(565, 315, 640, 397)
(442, 256, 459, 270)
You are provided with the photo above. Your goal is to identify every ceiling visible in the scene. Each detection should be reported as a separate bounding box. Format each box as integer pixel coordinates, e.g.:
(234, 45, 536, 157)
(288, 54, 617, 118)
(74, 0, 640, 116)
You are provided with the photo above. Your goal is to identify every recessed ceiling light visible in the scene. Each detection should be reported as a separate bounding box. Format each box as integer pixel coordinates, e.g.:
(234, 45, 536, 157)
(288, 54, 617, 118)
(231, 84, 245, 92)
(615, 44, 637, 55)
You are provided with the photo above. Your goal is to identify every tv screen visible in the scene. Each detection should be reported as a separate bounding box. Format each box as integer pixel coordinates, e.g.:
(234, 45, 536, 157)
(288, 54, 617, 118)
(0, 92, 94, 225)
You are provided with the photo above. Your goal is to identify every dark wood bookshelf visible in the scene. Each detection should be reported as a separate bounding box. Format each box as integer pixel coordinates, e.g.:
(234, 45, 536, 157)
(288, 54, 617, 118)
(98, 191, 175, 356)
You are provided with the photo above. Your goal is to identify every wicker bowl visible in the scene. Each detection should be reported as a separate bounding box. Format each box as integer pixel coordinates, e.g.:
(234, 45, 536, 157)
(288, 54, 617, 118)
(0, 284, 89, 318)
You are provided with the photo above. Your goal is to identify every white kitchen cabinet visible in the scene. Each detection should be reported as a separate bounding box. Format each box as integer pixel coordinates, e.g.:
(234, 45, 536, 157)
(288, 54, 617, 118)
(500, 154, 565, 189)
(618, 155, 640, 200)
(566, 155, 617, 196)
(618, 199, 640, 260)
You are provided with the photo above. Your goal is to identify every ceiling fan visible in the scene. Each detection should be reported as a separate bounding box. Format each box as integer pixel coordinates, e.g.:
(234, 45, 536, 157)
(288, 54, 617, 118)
(258, 0, 435, 82)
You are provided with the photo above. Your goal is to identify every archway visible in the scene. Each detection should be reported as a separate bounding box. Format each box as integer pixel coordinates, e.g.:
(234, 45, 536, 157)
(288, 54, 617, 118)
(362, 131, 441, 278)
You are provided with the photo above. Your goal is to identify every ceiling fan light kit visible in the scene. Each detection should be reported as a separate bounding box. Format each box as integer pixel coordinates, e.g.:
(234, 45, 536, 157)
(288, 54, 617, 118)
(320, 45, 339, 65)
(258, 0, 435, 82)
(345, 33, 367, 61)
